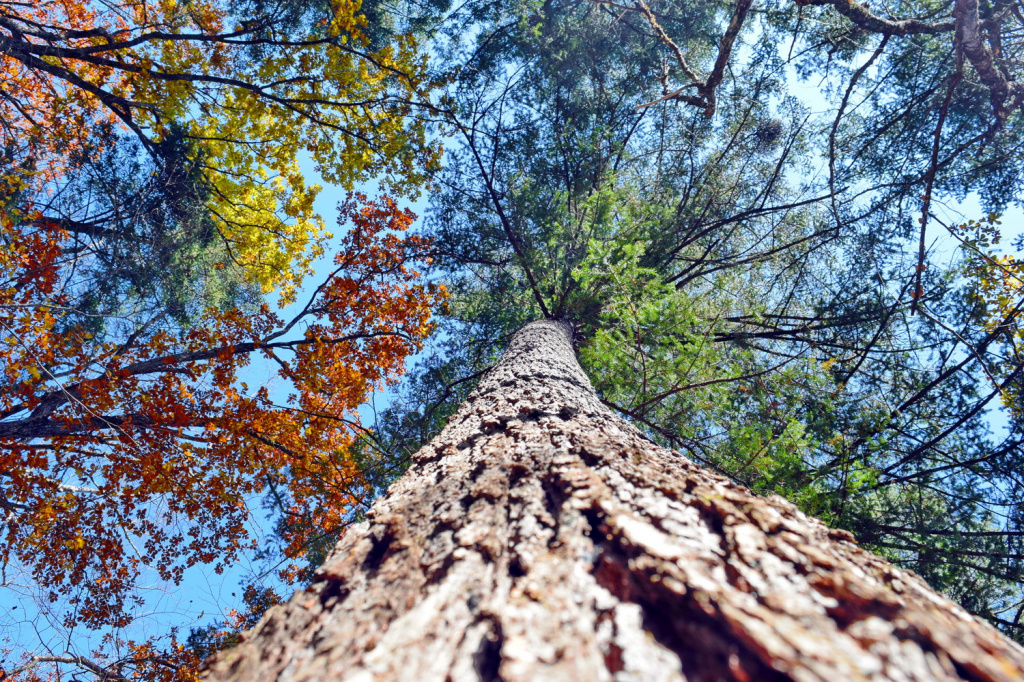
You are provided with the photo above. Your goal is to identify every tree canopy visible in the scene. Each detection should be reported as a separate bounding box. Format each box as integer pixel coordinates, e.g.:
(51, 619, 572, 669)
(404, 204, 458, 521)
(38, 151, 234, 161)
(1, 0, 440, 295)
(1, 0, 446, 677)
(371, 0, 1024, 641)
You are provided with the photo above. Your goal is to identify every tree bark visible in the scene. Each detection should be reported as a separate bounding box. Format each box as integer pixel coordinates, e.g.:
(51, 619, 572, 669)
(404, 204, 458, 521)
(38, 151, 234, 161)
(204, 320, 1024, 681)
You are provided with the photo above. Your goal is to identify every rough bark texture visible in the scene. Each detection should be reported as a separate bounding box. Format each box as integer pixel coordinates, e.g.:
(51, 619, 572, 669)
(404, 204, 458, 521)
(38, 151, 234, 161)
(204, 320, 1024, 681)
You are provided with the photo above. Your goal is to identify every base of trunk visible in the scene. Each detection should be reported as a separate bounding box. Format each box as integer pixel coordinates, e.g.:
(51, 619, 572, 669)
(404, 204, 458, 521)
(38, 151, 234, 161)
(205, 321, 1024, 681)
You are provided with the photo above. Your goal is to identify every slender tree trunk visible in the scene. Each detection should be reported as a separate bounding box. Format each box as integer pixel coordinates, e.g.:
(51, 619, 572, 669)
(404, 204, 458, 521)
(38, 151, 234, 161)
(204, 320, 1024, 681)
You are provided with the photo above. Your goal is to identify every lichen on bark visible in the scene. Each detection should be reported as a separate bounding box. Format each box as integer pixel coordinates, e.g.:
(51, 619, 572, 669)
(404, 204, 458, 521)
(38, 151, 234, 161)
(204, 320, 1024, 681)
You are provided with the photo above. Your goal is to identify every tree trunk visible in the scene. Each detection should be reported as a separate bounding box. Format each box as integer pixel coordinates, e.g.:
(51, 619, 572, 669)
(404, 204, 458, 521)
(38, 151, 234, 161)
(204, 320, 1024, 681)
